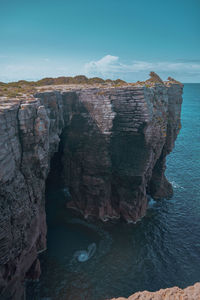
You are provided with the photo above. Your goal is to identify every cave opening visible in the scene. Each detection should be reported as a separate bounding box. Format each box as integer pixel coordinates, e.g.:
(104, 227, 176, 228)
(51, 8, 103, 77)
(44, 130, 70, 226)
(46, 131, 65, 192)
(26, 129, 102, 299)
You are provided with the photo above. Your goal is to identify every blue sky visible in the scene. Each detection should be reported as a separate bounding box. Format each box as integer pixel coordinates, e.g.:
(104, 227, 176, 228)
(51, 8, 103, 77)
(0, 0, 200, 82)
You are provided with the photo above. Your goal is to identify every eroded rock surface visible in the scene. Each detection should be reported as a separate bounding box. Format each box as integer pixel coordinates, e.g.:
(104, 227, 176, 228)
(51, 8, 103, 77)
(110, 282, 200, 300)
(0, 83, 183, 299)
(61, 84, 183, 221)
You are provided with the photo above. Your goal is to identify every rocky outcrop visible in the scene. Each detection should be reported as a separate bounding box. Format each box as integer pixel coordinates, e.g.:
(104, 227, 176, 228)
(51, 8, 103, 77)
(110, 282, 200, 300)
(61, 84, 183, 221)
(0, 94, 66, 299)
(0, 82, 183, 299)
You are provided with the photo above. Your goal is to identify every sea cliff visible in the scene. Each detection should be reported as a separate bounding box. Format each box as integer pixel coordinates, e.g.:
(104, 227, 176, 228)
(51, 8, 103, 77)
(0, 81, 183, 299)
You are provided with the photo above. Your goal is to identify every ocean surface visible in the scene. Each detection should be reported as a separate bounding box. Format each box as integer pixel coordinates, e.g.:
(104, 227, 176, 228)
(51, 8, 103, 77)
(27, 84, 200, 300)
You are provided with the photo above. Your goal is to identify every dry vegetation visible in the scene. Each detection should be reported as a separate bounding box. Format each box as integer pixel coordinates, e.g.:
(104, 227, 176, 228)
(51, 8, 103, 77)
(0, 73, 182, 98)
(167, 76, 183, 85)
(0, 75, 127, 98)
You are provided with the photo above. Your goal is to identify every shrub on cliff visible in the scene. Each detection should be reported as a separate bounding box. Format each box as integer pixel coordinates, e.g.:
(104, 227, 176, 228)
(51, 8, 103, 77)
(105, 79, 113, 84)
(88, 77, 105, 84)
(53, 76, 74, 85)
(114, 79, 126, 85)
(73, 75, 88, 84)
(36, 77, 56, 85)
(167, 77, 182, 85)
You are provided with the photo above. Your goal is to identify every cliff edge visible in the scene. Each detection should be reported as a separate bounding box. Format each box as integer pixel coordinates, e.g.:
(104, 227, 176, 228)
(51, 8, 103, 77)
(0, 80, 183, 299)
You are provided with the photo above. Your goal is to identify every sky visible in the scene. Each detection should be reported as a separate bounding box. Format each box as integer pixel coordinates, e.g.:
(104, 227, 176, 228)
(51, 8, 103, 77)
(0, 0, 200, 82)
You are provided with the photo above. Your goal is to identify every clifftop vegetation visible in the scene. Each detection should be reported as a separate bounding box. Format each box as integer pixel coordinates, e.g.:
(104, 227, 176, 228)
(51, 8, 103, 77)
(0, 73, 182, 98)
(0, 75, 127, 97)
(167, 76, 183, 85)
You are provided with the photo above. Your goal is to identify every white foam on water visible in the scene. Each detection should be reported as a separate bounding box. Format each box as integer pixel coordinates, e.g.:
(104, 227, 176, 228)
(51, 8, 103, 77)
(74, 243, 97, 262)
(147, 197, 156, 209)
(170, 180, 184, 189)
(68, 218, 112, 271)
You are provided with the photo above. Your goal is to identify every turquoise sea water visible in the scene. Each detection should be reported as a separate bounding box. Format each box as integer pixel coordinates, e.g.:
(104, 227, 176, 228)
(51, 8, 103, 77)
(27, 84, 200, 300)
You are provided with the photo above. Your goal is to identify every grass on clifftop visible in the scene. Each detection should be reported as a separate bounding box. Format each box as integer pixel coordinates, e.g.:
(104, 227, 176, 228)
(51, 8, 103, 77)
(0, 75, 127, 97)
(0, 73, 182, 98)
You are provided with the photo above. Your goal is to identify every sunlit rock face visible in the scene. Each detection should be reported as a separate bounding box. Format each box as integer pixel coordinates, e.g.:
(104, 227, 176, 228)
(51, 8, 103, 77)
(110, 282, 200, 300)
(0, 83, 182, 299)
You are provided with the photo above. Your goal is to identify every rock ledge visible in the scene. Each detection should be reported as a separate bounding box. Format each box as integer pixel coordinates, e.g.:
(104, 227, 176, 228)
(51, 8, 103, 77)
(110, 282, 200, 300)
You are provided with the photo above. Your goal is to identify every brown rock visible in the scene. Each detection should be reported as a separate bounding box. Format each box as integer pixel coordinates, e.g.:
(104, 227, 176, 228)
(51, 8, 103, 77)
(109, 282, 200, 300)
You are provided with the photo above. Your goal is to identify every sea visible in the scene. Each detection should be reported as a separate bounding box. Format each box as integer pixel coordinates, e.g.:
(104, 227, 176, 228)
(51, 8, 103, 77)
(27, 83, 200, 300)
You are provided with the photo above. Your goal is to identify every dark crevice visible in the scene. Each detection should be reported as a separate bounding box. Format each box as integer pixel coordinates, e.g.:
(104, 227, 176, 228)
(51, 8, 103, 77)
(45, 131, 66, 192)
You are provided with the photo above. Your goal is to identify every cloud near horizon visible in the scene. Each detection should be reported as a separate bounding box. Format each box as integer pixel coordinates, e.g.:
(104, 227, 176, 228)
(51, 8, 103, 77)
(0, 55, 200, 83)
(84, 55, 200, 82)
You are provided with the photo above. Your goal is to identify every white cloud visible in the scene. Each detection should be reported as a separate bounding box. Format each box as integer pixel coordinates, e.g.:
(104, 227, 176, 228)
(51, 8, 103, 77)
(0, 54, 200, 83)
(84, 55, 120, 74)
(84, 55, 200, 82)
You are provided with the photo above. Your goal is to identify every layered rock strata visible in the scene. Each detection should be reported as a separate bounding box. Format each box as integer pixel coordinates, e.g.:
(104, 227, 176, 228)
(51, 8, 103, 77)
(61, 84, 183, 221)
(110, 282, 200, 300)
(0, 83, 182, 299)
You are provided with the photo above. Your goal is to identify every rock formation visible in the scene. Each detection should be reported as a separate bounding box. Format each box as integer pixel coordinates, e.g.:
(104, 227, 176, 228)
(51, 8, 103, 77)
(110, 282, 200, 300)
(0, 82, 183, 299)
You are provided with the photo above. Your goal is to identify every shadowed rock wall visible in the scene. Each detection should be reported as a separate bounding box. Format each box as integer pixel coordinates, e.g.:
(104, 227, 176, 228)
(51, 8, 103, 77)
(0, 83, 183, 299)
(61, 85, 182, 221)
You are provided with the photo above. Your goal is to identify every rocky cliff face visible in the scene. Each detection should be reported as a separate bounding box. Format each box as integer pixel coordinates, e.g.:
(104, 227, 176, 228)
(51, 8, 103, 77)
(61, 84, 183, 221)
(110, 282, 200, 300)
(0, 83, 183, 299)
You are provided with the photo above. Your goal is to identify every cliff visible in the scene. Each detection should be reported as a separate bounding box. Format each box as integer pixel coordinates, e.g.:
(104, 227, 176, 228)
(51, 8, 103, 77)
(110, 282, 200, 300)
(0, 82, 183, 299)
